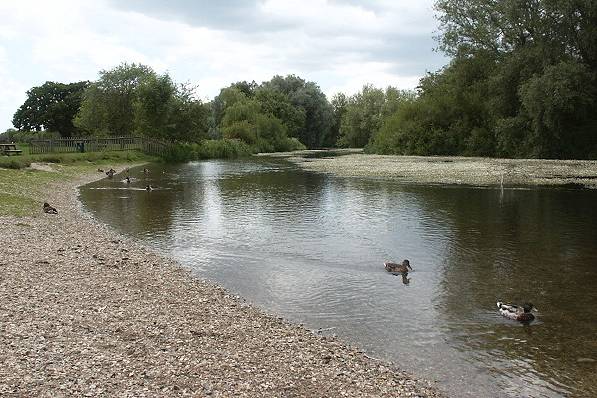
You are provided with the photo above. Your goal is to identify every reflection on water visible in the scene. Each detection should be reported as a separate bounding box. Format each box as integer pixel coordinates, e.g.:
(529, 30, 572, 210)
(80, 159, 597, 398)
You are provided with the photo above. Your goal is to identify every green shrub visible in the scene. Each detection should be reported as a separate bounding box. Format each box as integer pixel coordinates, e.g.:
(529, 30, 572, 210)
(0, 158, 31, 169)
(0, 150, 152, 170)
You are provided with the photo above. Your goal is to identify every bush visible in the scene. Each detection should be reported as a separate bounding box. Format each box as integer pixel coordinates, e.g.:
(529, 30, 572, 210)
(0, 150, 151, 170)
(0, 158, 31, 169)
(162, 139, 254, 162)
(0, 130, 61, 144)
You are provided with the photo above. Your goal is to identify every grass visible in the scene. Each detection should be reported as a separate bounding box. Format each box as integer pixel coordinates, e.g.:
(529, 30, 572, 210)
(0, 150, 156, 217)
(0, 149, 151, 170)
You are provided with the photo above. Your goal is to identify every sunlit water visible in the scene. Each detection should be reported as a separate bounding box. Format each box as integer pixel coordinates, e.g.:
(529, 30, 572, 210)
(80, 158, 597, 397)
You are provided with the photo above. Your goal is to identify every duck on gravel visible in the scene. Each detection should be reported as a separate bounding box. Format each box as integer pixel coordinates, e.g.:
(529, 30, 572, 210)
(384, 259, 412, 273)
(497, 301, 538, 322)
(43, 202, 58, 214)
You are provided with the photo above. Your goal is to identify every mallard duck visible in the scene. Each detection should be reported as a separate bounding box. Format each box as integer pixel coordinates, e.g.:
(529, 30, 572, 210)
(43, 202, 58, 214)
(125, 176, 131, 184)
(497, 301, 537, 322)
(384, 259, 412, 273)
(145, 185, 153, 191)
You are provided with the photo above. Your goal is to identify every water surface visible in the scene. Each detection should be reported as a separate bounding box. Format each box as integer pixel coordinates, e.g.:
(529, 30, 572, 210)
(80, 159, 597, 397)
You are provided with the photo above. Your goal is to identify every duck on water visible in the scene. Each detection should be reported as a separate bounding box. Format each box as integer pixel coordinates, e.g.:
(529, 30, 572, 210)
(497, 301, 538, 322)
(384, 259, 412, 274)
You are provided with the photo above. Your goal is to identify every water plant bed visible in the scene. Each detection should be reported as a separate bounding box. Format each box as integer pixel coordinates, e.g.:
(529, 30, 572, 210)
(285, 153, 597, 188)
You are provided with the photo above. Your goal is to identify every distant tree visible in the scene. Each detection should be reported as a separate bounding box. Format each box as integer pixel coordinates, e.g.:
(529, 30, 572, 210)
(12, 81, 89, 137)
(254, 86, 305, 139)
(134, 77, 209, 142)
(210, 87, 251, 133)
(75, 62, 209, 141)
(326, 93, 348, 147)
(229, 80, 258, 98)
(338, 85, 412, 148)
(218, 89, 300, 152)
(261, 75, 333, 148)
(367, 0, 597, 159)
(75, 63, 155, 136)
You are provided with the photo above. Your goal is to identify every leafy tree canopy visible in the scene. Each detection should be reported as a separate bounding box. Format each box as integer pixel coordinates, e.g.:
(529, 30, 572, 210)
(12, 81, 89, 137)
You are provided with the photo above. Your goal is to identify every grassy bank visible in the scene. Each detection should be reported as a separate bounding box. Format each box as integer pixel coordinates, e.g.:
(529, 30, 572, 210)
(0, 149, 151, 170)
(0, 150, 155, 217)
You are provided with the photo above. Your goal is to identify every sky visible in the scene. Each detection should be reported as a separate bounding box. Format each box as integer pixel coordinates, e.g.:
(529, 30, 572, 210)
(0, 0, 448, 132)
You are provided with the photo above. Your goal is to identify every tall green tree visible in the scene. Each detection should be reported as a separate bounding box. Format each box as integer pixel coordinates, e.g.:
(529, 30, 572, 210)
(75, 63, 155, 136)
(338, 85, 413, 148)
(261, 75, 333, 148)
(75, 63, 209, 141)
(369, 0, 597, 159)
(326, 93, 348, 147)
(12, 81, 89, 137)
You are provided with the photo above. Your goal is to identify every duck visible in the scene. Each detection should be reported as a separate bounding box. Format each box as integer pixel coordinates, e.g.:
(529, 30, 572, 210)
(145, 185, 153, 191)
(497, 301, 537, 322)
(143, 168, 149, 174)
(384, 259, 412, 273)
(106, 168, 116, 178)
(125, 176, 131, 184)
(43, 202, 58, 214)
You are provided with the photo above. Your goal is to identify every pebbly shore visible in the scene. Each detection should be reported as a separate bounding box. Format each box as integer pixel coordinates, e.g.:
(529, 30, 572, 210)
(271, 151, 597, 188)
(0, 168, 444, 397)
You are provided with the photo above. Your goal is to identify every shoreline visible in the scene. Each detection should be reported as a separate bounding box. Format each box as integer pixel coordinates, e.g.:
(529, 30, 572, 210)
(268, 151, 597, 189)
(1, 166, 444, 397)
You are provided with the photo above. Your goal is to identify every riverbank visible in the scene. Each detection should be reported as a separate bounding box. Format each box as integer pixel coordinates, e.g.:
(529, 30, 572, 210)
(0, 164, 443, 397)
(271, 151, 597, 188)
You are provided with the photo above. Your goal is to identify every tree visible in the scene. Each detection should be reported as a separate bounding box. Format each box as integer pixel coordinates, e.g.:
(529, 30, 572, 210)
(75, 63, 155, 136)
(219, 89, 300, 152)
(75, 62, 209, 141)
(367, 0, 597, 159)
(338, 85, 413, 148)
(326, 93, 348, 147)
(261, 75, 333, 148)
(12, 81, 89, 137)
(254, 86, 305, 139)
(519, 60, 597, 158)
(134, 77, 209, 142)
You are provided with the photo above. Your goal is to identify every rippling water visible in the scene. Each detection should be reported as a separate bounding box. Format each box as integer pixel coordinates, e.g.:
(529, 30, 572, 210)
(80, 158, 597, 397)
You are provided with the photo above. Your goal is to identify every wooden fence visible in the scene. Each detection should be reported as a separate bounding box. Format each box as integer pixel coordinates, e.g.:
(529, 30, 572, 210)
(30, 136, 169, 156)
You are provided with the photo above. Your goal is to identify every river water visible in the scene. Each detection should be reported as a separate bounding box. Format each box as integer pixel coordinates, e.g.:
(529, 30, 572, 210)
(79, 158, 597, 397)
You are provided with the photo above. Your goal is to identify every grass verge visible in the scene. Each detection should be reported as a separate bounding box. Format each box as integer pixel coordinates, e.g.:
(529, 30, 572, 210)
(0, 150, 156, 217)
(0, 149, 151, 170)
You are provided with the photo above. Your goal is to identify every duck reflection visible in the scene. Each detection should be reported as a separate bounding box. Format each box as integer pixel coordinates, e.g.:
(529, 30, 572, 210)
(401, 272, 411, 285)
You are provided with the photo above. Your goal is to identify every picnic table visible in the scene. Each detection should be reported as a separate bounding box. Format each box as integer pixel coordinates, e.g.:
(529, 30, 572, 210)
(0, 143, 23, 156)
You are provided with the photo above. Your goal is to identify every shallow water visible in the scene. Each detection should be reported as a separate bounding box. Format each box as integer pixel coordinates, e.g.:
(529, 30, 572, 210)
(80, 159, 597, 397)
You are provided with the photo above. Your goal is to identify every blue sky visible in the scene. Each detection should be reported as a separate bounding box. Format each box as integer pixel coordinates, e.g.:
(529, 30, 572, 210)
(0, 0, 447, 132)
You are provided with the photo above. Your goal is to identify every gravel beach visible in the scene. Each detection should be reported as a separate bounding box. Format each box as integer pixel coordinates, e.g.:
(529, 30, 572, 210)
(0, 168, 444, 397)
(276, 151, 597, 188)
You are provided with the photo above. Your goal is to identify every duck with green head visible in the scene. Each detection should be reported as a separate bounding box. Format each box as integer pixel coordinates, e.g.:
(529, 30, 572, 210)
(497, 301, 538, 322)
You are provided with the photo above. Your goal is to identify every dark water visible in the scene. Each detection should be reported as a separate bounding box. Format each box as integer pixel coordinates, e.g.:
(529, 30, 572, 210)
(79, 159, 597, 398)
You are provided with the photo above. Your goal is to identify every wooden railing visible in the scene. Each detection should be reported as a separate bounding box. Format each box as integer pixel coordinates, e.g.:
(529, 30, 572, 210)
(30, 136, 169, 156)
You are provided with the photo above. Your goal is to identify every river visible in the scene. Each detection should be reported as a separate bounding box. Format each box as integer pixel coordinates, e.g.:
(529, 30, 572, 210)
(79, 157, 597, 397)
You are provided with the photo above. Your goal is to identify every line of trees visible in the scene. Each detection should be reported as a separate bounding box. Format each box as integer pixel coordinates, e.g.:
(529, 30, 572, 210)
(7, 0, 597, 159)
(367, 0, 597, 159)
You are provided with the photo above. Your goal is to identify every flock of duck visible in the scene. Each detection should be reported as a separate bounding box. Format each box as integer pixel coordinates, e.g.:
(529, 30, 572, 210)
(43, 165, 539, 324)
(384, 260, 538, 323)
(99, 166, 154, 191)
(43, 167, 155, 215)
